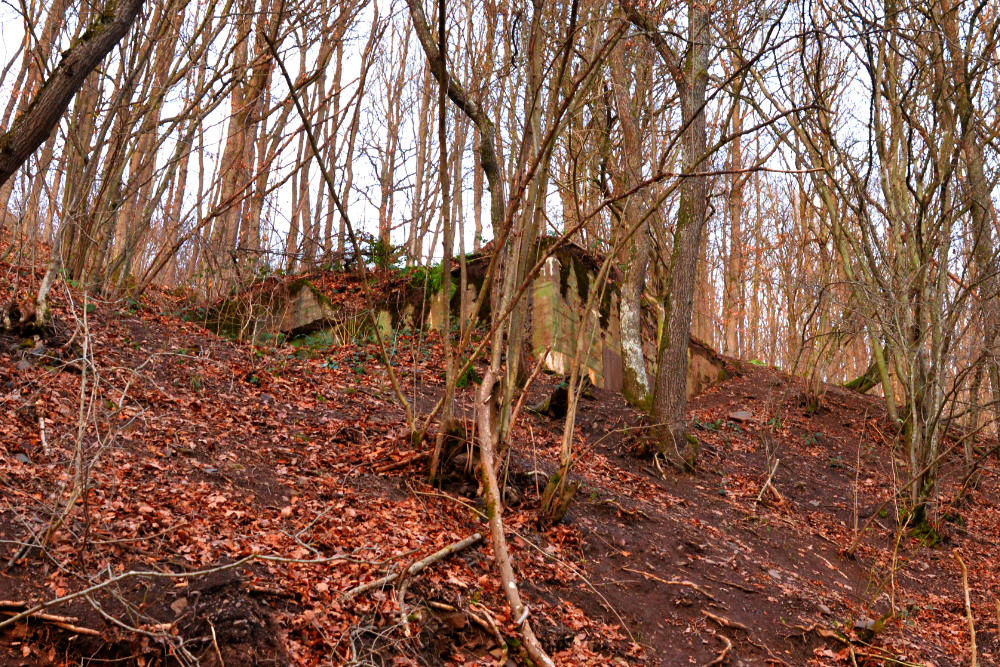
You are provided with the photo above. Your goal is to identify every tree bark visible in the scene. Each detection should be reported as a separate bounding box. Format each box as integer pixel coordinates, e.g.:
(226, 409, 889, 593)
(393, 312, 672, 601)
(629, 1, 712, 460)
(610, 36, 653, 409)
(0, 0, 145, 189)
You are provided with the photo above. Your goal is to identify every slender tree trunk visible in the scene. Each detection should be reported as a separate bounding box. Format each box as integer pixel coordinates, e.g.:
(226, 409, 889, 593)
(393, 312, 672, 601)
(610, 37, 652, 408)
(723, 101, 745, 358)
(649, 2, 712, 462)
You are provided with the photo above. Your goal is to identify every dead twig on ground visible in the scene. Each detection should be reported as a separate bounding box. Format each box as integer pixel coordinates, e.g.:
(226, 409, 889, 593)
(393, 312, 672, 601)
(373, 451, 429, 474)
(702, 573, 762, 594)
(954, 550, 978, 667)
(755, 457, 786, 507)
(342, 532, 482, 601)
(703, 608, 791, 665)
(210, 621, 225, 666)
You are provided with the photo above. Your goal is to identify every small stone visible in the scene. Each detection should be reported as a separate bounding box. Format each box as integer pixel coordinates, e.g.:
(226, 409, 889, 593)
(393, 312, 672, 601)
(15, 359, 32, 371)
(818, 603, 833, 615)
(728, 409, 753, 423)
(767, 569, 782, 580)
(14, 452, 31, 465)
(170, 597, 188, 615)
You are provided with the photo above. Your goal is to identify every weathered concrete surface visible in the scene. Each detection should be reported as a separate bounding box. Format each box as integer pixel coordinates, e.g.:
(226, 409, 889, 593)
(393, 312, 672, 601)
(193, 240, 729, 400)
(198, 278, 338, 340)
(528, 247, 728, 399)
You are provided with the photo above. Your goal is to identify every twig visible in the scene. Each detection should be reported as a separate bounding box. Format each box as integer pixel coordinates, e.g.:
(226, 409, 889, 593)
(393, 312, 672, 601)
(755, 457, 780, 505)
(428, 600, 508, 665)
(470, 601, 509, 666)
(342, 533, 482, 600)
(397, 554, 420, 637)
(954, 550, 978, 667)
(622, 566, 716, 600)
(91, 521, 189, 545)
(373, 451, 429, 474)
(705, 607, 791, 665)
(38, 416, 47, 456)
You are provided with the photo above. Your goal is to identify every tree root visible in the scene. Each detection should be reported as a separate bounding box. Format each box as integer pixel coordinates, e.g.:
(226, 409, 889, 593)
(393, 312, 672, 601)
(0, 605, 100, 636)
(622, 566, 716, 600)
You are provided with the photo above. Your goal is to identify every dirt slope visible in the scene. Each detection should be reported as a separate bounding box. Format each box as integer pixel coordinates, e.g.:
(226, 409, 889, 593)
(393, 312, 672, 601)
(1, 271, 997, 666)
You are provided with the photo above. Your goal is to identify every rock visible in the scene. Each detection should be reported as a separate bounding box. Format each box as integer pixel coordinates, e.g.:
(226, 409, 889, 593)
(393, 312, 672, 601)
(14, 452, 31, 465)
(767, 568, 782, 580)
(15, 359, 32, 371)
(728, 409, 753, 423)
(818, 603, 833, 615)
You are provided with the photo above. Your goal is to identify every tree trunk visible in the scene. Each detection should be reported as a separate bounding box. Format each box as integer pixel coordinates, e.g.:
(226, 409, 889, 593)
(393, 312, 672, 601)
(0, 0, 145, 188)
(610, 38, 652, 409)
(649, 2, 712, 462)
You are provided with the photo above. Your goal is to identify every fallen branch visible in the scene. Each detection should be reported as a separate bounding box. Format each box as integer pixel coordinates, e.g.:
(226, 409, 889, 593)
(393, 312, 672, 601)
(622, 567, 716, 600)
(755, 458, 784, 506)
(702, 573, 762, 594)
(374, 451, 429, 474)
(342, 532, 482, 600)
(474, 368, 555, 667)
(954, 550, 978, 667)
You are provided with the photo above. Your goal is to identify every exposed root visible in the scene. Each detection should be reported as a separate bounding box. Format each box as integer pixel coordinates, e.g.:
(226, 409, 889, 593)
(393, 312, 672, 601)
(622, 566, 716, 601)
(704, 631, 732, 666)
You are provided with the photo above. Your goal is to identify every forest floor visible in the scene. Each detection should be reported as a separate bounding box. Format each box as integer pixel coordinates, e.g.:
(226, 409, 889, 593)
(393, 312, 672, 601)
(1, 264, 998, 666)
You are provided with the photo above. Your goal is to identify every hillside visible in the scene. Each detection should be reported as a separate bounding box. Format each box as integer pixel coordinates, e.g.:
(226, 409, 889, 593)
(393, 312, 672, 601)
(1, 270, 998, 666)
